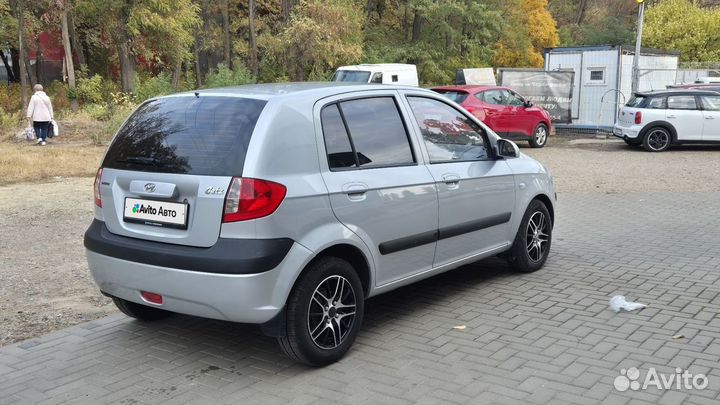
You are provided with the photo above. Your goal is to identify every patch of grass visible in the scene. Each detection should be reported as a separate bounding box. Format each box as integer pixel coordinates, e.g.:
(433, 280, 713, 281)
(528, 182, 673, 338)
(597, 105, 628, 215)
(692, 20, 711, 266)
(0, 142, 105, 186)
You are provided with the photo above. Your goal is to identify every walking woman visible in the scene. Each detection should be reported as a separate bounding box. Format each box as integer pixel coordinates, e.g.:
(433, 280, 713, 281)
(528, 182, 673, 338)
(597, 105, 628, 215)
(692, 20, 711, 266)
(26, 84, 54, 146)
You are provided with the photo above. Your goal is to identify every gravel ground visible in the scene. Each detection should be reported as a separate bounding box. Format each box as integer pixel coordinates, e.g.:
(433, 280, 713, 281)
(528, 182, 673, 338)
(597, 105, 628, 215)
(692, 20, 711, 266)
(2, 137, 720, 346)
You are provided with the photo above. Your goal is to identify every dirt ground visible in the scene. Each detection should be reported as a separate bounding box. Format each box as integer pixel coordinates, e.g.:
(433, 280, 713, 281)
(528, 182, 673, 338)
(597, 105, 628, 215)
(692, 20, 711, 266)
(2, 136, 720, 346)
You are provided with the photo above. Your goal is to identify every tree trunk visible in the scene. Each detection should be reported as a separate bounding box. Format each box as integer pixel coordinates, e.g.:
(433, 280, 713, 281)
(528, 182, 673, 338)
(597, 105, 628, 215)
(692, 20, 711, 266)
(411, 8, 422, 44)
(34, 36, 42, 85)
(115, 28, 135, 93)
(194, 41, 202, 88)
(0, 51, 15, 83)
(365, 0, 373, 26)
(248, 0, 258, 77)
(68, 10, 86, 67)
(172, 61, 182, 90)
(10, 48, 20, 82)
(12, 0, 29, 109)
(61, 4, 78, 111)
(403, 1, 409, 42)
(221, 0, 232, 69)
(576, 0, 588, 25)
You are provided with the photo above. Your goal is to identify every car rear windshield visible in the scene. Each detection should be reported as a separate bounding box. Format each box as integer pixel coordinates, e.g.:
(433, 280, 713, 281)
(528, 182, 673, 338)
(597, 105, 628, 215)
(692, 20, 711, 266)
(103, 96, 266, 176)
(626, 96, 645, 107)
(434, 90, 469, 104)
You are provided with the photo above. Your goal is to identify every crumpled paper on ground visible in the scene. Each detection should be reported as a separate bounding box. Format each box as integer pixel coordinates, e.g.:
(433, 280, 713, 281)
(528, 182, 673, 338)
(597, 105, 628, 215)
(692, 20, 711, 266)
(609, 295, 647, 313)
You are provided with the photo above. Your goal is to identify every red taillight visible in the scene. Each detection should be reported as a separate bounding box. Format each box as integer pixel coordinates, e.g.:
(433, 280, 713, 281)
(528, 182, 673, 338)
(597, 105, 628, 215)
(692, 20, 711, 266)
(222, 177, 287, 222)
(140, 291, 163, 305)
(93, 168, 103, 207)
(635, 111, 642, 125)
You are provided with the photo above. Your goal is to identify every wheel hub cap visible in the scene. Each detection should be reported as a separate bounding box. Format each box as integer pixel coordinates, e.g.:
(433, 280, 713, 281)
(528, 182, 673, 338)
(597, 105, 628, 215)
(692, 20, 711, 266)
(307, 275, 357, 350)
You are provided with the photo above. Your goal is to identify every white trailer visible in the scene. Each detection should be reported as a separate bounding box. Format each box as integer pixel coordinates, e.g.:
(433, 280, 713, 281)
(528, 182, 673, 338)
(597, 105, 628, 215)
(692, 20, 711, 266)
(544, 45, 680, 129)
(331, 64, 419, 87)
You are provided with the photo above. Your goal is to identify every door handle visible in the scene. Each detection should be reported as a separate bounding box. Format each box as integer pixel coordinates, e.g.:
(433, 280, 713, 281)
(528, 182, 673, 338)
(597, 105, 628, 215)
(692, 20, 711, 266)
(667, 115, 677, 119)
(342, 182, 368, 201)
(705, 116, 715, 120)
(441, 174, 460, 189)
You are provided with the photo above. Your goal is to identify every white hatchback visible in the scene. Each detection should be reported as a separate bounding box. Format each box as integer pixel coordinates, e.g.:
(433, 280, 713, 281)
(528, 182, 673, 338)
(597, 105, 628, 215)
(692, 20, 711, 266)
(613, 90, 720, 152)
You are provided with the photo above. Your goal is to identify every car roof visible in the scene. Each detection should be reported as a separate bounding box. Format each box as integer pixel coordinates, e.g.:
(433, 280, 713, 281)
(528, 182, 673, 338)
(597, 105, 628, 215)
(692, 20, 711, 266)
(636, 89, 720, 97)
(431, 85, 508, 93)
(166, 82, 432, 101)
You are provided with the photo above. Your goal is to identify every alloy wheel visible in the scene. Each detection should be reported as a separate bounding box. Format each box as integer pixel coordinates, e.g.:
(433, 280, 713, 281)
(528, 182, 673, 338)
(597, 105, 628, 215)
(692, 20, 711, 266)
(307, 275, 357, 350)
(525, 211, 549, 262)
(535, 126, 547, 146)
(646, 129, 669, 151)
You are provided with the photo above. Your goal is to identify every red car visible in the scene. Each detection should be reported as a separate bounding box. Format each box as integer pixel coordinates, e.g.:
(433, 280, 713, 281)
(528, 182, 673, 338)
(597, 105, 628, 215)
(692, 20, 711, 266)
(431, 85, 552, 148)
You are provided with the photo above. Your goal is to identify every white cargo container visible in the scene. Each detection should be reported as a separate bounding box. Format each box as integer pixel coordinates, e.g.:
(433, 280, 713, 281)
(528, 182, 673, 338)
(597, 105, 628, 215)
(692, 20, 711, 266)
(544, 45, 680, 129)
(331, 63, 419, 86)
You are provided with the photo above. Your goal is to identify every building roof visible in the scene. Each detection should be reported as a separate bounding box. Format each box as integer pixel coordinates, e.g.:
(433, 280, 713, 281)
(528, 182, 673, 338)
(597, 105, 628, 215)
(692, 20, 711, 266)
(544, 45, 680, 57)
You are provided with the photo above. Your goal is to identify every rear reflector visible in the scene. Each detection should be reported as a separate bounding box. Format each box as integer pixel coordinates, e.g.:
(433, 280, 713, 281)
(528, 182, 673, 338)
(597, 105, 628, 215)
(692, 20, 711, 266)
(93, 168, 103, 208)
(223, 177, 287, 222)
(635, 111, 642, 125)
(140, 291, 163, 305)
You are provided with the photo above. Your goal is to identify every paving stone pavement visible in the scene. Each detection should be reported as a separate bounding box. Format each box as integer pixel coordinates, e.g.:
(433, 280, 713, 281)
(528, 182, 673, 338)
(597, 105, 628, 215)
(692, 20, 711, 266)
(1, 192, 720, 405)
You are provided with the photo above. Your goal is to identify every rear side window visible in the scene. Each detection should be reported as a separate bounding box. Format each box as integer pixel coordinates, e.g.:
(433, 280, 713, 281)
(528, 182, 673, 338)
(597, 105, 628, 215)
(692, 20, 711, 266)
(647, 97, 666, 109)
(667, 95, 698, 110)
(482, 90, 504, 105)
(103, 96, 266, 175)
(320, 97, 415, 169)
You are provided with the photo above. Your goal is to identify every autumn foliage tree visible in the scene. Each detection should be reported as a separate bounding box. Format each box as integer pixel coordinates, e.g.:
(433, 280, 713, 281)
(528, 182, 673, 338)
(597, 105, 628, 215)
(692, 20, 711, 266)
(493, 0, 559, 67)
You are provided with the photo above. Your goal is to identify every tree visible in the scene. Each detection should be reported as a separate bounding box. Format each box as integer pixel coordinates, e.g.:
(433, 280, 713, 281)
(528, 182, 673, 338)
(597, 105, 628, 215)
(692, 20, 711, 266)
(262, 0, 365, 81)
(644, 0, 720, 62)
(57, 0, 77, 110)
(248, 0, 258, 77)
(493, 0, 559, 67)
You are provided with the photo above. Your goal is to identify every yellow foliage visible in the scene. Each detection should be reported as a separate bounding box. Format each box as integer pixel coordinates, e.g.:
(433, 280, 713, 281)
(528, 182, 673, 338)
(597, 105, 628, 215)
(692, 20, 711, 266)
(492, 0, 559, 68)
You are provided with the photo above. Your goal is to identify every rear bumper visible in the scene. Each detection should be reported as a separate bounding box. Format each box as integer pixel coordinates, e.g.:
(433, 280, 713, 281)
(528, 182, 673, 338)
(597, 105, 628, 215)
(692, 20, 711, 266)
(85, 220, 314, 324)
(612, 124, 641, 141)
(84, 219, 293, 274)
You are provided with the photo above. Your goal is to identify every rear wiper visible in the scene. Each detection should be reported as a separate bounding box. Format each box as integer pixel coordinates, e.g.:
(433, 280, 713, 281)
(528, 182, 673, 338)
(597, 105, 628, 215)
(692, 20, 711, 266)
(116, 157, 165, 167)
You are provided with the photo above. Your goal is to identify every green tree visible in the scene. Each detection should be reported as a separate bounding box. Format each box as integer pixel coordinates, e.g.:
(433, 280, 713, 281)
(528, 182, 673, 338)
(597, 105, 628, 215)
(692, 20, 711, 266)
(644, 0, 720, 62)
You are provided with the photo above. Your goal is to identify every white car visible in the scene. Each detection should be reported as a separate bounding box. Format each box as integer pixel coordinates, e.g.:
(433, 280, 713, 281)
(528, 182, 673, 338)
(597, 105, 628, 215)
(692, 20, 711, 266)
(613, 90, 720, 152)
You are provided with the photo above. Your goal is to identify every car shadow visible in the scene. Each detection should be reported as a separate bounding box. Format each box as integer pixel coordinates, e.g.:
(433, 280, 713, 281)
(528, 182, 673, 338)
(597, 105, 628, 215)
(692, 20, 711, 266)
(110, 257, 517, 369)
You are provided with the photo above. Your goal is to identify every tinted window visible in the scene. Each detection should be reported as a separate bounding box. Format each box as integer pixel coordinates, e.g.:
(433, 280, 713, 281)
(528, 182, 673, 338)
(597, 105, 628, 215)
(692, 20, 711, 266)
(407, 97, 489, 162)
(701, 95, 720, 111)
(337, 97, 414, 168)
(103, 96, 266, 175)
(483, 90, 504, 105)
(647, 97, 666, 109)
(435, 90, 469, 104)
(667, 95, 698, 110)
(321, 105, 356, 169)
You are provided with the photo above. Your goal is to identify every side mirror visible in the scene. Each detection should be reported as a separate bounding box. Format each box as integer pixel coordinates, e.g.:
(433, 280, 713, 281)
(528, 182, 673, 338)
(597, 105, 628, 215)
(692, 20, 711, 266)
(523, 100, 533, 108)
(497, 139, 520, 159)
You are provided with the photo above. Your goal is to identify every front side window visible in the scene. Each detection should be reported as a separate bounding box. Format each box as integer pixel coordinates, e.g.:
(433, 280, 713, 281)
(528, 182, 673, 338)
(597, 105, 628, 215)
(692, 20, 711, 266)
(701, 95, 720, 111)
(407, 96, 490, 162)
(503, 90, 525, 107)
(320, 97, 415, 170)
(667, 95, 698, 110)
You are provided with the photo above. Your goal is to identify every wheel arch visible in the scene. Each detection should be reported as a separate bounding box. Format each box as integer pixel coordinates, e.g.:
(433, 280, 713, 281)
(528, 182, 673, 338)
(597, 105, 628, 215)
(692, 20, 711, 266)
(532, 194, 555, 226)
(309, 244, 372, 298)
(639, 121, 678, 143)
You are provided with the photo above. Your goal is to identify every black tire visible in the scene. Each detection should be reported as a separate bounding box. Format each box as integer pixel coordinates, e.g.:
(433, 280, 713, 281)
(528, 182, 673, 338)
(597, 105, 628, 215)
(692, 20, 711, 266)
(507, 199, 552, 273)
(112, 297, 173, 321)
(529, 123, 549, 148)
(642, 127, 671, 152)
(278, 257, 364, 366)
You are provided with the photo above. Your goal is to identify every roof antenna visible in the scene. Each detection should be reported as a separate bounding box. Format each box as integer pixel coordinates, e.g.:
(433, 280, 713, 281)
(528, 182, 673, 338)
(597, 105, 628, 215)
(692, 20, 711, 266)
(194, 91, 200, 98)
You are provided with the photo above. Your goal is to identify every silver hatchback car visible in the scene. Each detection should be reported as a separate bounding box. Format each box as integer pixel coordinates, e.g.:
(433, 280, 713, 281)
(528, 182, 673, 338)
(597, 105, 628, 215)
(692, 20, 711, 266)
(85, 83, 556, 366)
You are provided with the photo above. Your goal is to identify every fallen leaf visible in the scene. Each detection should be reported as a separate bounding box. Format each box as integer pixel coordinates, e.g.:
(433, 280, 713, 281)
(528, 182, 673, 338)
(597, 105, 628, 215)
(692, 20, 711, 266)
(452, 325, 466, 330)
(672, 334, 685, 340)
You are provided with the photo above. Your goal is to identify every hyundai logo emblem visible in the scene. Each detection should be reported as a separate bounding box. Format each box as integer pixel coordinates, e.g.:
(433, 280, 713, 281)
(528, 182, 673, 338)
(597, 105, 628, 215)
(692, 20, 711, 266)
(144, 183, 156, 193)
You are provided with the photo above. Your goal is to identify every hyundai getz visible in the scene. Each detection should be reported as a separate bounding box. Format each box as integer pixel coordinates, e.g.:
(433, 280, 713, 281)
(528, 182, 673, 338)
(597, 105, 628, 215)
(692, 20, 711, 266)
(85, 83, 556, 366)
